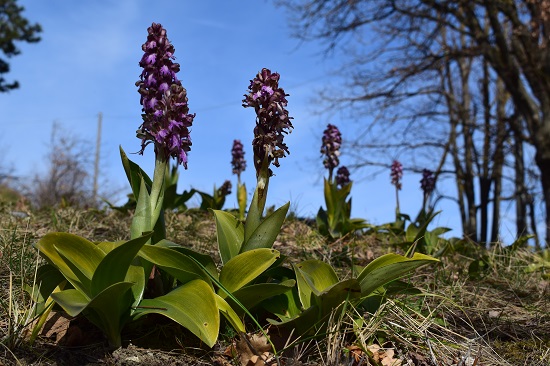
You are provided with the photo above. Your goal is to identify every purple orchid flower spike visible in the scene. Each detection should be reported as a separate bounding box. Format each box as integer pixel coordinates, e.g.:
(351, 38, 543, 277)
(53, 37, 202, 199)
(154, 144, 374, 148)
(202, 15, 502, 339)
(231, 139, 247, 179)
(390, 160, 403, 190)
(321, 124, 342, 180)
(420, 169, 436, 195)
(136, 23, 195, 168)
(243, 68, 293, 177)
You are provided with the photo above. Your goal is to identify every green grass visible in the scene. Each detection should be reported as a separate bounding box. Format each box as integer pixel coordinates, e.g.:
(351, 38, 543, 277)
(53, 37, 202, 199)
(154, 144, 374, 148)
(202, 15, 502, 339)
(0, 201, 548, 365)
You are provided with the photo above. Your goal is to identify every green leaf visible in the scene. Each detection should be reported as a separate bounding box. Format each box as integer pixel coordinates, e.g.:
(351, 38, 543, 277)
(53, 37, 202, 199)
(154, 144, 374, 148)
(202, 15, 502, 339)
(241, 202, 290, 252)
(52, 233, 106, 294)
(237, 183, 247, 219)
(51, 289, 90, 317)
(139, 244, 211, 286)
(156, 240, 218, 280)
(316, 279, 361, 318)
(96, 241, 123, 254)
(412, 211, 441, 243)
(35, 233, 100, 294)
(316, 207, 329, 236)
(130, 178, 153, 240)
(126, 263, 146, 308)
(120, 146, 152, 199)
(356, 253, 438, 296)
(135, 280, 220, 348)
(218, 248, 280, 297)
(211, 209, 244, 264)
(91, 232, 153, 297)
(405, 223, 419, 243)
(215, 294, 246, 333)
(263, 287, 302, 322)
(229, 279, 296, 313)
(293, 260, 339, 309)
(267, 279, 361, 336)
(34, 264, 66, 303)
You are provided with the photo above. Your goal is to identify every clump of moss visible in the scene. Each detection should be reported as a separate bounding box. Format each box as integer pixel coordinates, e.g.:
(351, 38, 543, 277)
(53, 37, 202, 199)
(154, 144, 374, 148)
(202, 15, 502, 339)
(492, 338, 550, 365)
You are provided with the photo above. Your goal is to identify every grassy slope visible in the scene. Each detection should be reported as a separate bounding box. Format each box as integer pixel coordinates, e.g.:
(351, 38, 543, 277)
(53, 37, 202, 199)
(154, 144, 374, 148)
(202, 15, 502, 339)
(0, 203, 548, 365)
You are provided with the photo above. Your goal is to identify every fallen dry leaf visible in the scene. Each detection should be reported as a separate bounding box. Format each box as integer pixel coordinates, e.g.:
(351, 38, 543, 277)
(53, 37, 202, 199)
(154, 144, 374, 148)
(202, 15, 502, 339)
(367, 344, 402, 366)
(236, 333, 277, 366)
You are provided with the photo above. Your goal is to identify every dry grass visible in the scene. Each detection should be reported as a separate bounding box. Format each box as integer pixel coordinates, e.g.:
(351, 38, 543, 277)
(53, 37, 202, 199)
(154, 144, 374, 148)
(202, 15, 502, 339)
(0, 202, 548, 365)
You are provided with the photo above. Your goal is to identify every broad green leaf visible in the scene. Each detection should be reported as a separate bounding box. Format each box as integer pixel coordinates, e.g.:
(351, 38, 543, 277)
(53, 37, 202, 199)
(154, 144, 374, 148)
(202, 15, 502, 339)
(323, 178, 334, 224)
(87, 281, 136, 348)
(130, 178, 153, 240)
(136, 280, 220, 348)
(293, 260, 339, 309)
(120, 146, 152, 199)
(96, 241, 124, 254)
(52, 282, 134, 318)
(215, 294, 246, 333)
(267, 304, 319, 335)
(156, 240, 218, 280)
(139, 244, 211, 286)
(237, 183, 247, 219)
(34, 264, 65, 302)
(91, 232, 153, 297)
(316, 207, 329, 236)
(229, 279, 296, 313)
(241, 202, 290, 252)
(405, 223, 419, 243)
(357, 253, 438, 296)
(263, 287, 302, 322)
(211, 209, 244, 264)
(316, 279, 361, 316)
(51, 289, 90, 317)
(218, 248, 280, 297)
(52, 233, 106, 293)
(164, 183, 178, 209)
(267, 279, 361, 336)
(126, 263, 146, 308)
(412, 211, 441, 243)
(430, 227, 452, 236)
(35, 233, 99, 294)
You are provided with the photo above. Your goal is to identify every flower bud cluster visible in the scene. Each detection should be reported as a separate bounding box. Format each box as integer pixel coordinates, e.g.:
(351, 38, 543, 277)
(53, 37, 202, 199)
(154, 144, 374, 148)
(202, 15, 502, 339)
(420, 169, 436, 195)
(335, 166, 350, 188)
(218, 180, 232, 197)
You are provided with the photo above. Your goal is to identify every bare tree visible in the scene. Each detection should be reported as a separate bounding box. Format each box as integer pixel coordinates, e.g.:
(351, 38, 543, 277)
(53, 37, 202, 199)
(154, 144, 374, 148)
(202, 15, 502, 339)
(276, 0, 546, 245)
(27, 122, 97, 209)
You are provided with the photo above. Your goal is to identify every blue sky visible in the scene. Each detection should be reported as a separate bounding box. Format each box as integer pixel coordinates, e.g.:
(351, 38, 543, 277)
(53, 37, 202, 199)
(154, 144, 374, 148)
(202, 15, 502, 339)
(3, 0, 521, 240)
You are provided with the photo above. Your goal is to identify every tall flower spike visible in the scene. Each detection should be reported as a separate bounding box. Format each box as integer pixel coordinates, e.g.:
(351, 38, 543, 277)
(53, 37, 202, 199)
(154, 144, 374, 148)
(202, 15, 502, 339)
(243, 68, 293, 176)
(420, 169, 436, 195)
(335, 166, 350, 188)
(390, 160, 403, 190)
(231, 139, 246, 178)
(321, 124, 342, 177)
(136, 22, 195, 168)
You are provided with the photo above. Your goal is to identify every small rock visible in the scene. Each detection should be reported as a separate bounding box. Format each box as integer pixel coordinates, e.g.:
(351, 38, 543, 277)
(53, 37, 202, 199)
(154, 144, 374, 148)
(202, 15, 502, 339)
(125, 356, 141, 363)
